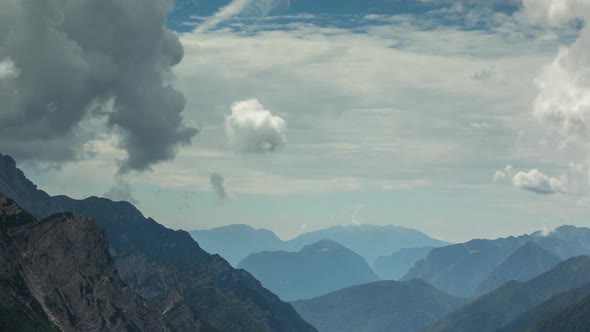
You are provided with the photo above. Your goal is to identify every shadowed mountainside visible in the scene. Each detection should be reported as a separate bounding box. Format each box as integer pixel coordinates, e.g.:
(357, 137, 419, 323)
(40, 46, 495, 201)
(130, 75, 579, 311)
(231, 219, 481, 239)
(0, 154, 316, 332)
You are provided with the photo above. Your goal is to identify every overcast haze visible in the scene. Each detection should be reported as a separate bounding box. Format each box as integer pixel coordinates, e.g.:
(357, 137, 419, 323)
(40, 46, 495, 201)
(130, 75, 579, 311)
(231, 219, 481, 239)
(6, 0, 590, 242)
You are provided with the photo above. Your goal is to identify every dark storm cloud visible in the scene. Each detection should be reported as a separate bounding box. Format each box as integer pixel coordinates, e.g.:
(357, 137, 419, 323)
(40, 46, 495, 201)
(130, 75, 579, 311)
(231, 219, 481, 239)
(0, 0, 197, 171)
(210, 173, 227, 200)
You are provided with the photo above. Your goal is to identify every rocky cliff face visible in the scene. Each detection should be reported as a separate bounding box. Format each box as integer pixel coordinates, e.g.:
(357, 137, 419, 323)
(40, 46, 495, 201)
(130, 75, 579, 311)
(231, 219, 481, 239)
(0, 195, 172, 331)
(0, 153, 317, 332)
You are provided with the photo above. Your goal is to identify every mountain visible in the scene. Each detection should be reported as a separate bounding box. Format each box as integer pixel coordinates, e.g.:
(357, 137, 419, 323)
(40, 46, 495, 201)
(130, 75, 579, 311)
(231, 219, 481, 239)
(421, 256, 590, 332)
(373, 247, 435, 280)
(237, 239, 379, 301)
(526, 291, 590, 332)
(498, 283, 590, 332)
(291, 279, 467, 332)
(0, 154, 316, 332)
(189, 224, 284, 266)
(285, 224, 449, 265)
(402, 227, 590, 298)
(402, 236, 528, 298)
(0, 195, 170, 331)
(190, 223, 448, 269)
(474, 241, 560, 295)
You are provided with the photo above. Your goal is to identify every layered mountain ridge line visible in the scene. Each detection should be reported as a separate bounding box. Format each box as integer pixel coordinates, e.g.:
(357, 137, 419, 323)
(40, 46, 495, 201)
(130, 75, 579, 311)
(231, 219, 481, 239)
(0, 153, 316, 332)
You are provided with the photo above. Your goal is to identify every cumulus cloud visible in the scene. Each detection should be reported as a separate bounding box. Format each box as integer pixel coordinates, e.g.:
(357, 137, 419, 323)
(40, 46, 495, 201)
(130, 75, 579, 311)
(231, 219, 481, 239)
(210, 172, 227, 200)
(196, 0, 289, 33)
(512, 169, 568, 195)
(225, 99, 287, 153)
(521, 0, 590, 195)
(0, 0, 197, 171)
(103, 181, 139, 204)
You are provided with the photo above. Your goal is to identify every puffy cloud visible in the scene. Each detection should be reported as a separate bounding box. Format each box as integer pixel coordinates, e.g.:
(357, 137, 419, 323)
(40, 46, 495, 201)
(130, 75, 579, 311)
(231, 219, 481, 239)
(225, 99, 287, 153)
(0, 57, 19, 80)
(512, 169, 568, 195)
(210, 172, 227, 200)
(196, 0, 289, 33)
(493, 165, 514, 182)
(0, 0, 197, 171)
(519, 0, 590, 196)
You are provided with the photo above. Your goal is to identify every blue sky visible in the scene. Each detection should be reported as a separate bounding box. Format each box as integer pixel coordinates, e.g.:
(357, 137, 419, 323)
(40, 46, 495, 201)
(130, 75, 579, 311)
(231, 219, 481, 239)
(18, 0, 590, 242)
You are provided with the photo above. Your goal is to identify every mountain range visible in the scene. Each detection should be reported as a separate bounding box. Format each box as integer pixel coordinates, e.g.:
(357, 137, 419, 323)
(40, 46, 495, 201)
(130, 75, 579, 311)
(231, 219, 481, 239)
(237, 239, 379, 301)
(191, 223, 449, 267)
(422, 255, 590, 332)
(291, 279, 467, 332)
(403, 228, 590, 298)
(0, 153, 316, 332)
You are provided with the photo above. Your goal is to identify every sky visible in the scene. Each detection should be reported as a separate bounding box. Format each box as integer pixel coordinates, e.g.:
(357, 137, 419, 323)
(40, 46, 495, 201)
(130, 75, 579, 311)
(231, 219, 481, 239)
(2, 0, 590, 242)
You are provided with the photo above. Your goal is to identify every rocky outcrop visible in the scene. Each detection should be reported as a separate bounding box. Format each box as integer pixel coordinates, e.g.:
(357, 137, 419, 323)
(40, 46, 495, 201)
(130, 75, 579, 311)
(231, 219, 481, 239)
(0, 195, 172, 331)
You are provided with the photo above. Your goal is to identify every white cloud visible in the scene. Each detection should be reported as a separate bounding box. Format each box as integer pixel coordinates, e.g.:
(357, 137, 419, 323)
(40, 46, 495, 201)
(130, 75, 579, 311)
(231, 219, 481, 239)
(493, 165, 514, 182)
(521, 0, 590, 197)
(512, 169, 568, 195)
(0, 57, 19, 80)
(225, 99, 287, 153)
(196, 0, 288, 33)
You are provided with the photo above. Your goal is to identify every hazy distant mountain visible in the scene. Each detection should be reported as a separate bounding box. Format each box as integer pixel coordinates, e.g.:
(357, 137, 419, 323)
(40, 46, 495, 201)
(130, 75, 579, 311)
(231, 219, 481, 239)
(422, 256, 590, 332)
(192, 223, 449, 268)
(402, 236, 528, 298)
(0, 195, 169, 331)
(403, 227, 590, 298)
(373, 247, 435, 280)
(0, 154, 316, 332)
(474, 241, 560, 295)
(285, 224, 449, 265)
(292, 279, 467, 332)
(498, 283, 590, 332)
(238, 239, 379, 301)
(190, 224, 284, 266)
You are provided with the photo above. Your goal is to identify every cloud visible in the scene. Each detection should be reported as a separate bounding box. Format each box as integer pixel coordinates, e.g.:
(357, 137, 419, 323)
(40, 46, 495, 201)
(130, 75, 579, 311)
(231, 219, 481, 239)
(103, 181, 139, 204)
(351, 204, 365, 225)
(225, 99, 287, 153)
(0, 0, 197, 171)
(210, 172, 227, 200)
(520, 0, 590, 196)
(196, 0, 289, 33)
(0, 57, 19, 80)
(493, 165, 514, 182)
(512, 169, 567, 195)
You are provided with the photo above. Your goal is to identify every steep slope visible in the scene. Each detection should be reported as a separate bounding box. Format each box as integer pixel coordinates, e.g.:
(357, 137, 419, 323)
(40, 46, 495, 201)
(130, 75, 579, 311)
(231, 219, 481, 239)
(291, 279, 467, 332)
(526, 292, 590, 332)
(0, 195, 170, 331)
(475, 241, 560, 295)
(498, 283, 590, 332)
(0, 154, 316, 332)
(421, 256, 590, 332)
(373, 247, 434, 280)
(238, 239, 379, 301)
(189, 224, 284, 266)
(285, 224, 449, 265)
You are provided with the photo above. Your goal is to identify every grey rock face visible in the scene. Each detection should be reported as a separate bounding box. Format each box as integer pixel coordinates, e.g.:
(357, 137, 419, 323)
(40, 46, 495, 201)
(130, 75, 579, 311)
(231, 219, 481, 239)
(0, 195, 172, 332)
